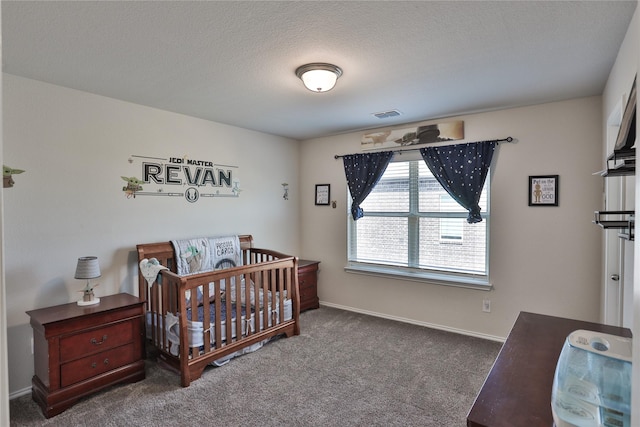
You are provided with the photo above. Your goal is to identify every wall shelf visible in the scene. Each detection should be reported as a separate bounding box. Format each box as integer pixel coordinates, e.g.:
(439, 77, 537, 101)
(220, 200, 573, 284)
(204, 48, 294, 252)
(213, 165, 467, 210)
(593, 210, 635, 240)
(597, 149, 635, 177)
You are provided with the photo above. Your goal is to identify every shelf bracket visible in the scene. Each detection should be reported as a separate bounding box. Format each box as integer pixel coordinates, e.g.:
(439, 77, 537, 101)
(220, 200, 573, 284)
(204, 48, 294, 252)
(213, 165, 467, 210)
(593, 211, 635, 241)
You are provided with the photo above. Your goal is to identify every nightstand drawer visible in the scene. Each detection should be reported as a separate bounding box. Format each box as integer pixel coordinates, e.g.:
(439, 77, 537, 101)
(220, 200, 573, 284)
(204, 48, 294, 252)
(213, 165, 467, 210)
(299, 284, 316, 300)
(60, 320, 134, 362)
(298, 271, 318, 296)
(298, 260, 320, 312)
(60, 344, 137, 387)
(299, 272, 316, 289)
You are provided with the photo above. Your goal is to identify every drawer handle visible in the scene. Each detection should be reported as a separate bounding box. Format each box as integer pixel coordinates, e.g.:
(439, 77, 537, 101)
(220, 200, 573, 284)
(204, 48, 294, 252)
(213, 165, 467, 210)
(90, 335, 108, 345)
(91, 359, 109, 369)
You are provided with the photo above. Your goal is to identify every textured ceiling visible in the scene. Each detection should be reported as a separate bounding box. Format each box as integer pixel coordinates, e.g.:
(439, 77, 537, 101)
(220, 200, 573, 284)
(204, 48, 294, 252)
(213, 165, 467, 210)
(2, 1, 637, 141)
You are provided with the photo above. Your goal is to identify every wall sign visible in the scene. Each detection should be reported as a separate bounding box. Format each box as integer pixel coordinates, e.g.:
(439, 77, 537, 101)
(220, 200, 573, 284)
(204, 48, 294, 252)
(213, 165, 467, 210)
(529, 175, 559, 206)
(122, 154, 240, 203)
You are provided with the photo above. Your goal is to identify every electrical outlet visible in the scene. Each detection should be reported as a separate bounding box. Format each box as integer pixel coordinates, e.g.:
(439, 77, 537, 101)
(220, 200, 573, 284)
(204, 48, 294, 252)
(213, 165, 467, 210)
(482, 299, 491, 313)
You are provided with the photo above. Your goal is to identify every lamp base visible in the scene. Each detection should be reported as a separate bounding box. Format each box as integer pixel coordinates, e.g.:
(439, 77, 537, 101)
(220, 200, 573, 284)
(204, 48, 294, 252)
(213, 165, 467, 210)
(77, 297, 100, 306)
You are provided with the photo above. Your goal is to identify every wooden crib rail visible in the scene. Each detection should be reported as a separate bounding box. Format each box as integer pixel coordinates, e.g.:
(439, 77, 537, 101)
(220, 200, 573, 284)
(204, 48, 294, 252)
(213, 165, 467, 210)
(246, 247, 296, 264)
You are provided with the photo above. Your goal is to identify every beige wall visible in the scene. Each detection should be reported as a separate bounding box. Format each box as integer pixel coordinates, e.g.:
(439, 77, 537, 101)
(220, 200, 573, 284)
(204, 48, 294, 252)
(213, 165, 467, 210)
(300, 97, 603, 341)
(2, 74, 301, 395)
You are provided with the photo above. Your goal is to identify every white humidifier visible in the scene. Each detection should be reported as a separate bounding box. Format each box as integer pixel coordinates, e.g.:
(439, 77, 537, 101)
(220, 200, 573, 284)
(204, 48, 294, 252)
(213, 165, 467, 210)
(551, 329, 632, 427)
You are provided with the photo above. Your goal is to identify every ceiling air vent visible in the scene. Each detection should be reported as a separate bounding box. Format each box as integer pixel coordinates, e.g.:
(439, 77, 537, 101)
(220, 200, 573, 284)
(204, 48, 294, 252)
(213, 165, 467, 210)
(372, 110, 401, 119)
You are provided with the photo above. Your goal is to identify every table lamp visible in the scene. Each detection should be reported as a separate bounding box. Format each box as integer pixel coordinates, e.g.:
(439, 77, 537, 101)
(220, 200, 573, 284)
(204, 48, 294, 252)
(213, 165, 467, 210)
(75, 256, 101, 306)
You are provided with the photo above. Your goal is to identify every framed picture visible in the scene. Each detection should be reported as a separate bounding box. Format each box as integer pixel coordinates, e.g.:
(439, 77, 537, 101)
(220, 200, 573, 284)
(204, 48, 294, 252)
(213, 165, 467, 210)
(529, 175, 559, 206)
(315, 184, 330, 206)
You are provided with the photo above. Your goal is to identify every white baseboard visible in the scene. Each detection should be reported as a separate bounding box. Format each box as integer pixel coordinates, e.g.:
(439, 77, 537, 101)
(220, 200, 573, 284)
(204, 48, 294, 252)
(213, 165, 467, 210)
(319, 301, 506, 343)
(9, 386, 31, 400)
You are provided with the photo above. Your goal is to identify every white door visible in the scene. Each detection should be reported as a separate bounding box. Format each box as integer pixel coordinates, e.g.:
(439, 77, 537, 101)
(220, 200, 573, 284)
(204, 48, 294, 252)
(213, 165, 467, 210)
(603, 175, 626, 326)
(622, 235, 634, 328)
(603, 101, 635, 328)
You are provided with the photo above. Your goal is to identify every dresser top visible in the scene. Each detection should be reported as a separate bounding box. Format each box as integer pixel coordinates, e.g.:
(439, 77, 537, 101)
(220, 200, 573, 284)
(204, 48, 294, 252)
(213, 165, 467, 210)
(299, 259, 320, 268)
(26, 293, 143, 326)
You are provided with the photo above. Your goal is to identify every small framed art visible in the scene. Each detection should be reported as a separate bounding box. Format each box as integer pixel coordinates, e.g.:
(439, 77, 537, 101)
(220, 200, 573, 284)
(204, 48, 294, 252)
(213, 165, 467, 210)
(529, 175, 559, 206)
(315, 184, 330, 206)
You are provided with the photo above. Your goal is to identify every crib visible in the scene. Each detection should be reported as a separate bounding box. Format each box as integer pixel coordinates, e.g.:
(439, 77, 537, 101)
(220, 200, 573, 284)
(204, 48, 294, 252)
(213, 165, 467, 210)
(137, 235, 300, 386)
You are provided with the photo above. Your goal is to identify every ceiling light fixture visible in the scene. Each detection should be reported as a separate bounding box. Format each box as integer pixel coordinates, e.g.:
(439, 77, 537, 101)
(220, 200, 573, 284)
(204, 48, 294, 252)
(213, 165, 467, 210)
(295, 63, 343, 93)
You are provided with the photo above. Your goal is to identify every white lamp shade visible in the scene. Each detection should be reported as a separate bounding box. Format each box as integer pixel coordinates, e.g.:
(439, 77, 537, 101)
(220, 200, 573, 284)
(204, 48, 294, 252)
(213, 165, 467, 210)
(75, 256, 101, 280)
(295, 63, 342, 93)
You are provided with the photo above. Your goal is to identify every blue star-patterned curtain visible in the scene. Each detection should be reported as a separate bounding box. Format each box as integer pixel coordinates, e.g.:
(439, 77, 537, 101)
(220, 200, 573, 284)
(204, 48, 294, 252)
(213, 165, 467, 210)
(420, 141, 496, 223)
(343, 151, 394, 220)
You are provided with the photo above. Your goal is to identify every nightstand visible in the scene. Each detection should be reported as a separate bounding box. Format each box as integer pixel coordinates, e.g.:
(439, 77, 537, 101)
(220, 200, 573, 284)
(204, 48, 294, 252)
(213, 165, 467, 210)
(298, 260, 320, 312)
(26, 293, 145, 418)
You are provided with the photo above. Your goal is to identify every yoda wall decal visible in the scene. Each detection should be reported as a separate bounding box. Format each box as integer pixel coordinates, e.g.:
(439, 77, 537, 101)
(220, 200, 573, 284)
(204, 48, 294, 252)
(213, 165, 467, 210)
(122, 176, 144, 198)
(3, 165, 25, 188)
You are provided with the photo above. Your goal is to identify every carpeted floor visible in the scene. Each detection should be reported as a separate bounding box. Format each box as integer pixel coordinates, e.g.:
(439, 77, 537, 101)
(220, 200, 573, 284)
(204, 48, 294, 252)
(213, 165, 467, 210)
(10, 306, 502, 426)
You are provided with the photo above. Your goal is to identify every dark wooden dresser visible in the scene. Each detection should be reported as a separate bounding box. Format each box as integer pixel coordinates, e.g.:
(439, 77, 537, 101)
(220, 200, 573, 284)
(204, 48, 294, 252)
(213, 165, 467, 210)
(26, 293, 145, 418)
(466, 311, 632, 427)
(298, 259, 320, 312)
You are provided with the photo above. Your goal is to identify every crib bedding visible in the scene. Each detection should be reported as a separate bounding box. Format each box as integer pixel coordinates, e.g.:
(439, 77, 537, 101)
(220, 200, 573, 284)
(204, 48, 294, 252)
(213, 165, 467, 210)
(144, 301, 248, 342)
(185, 277, 284, 309)
(171, 235, 242, 275)
(146, 296, 292, 359)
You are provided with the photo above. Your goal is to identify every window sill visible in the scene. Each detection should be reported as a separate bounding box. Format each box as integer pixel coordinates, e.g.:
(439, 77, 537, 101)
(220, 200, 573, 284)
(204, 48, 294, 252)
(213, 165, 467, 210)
(344, 263, 492, 291)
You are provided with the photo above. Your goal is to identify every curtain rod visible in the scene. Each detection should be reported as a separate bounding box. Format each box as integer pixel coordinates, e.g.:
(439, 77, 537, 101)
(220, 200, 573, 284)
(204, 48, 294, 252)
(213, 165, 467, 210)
(334, 136, 514, 159)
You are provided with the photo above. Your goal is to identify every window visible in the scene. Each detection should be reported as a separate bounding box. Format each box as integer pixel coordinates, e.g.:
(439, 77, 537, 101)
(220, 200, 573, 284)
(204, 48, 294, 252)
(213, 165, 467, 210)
(347, 159, 490, 287)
